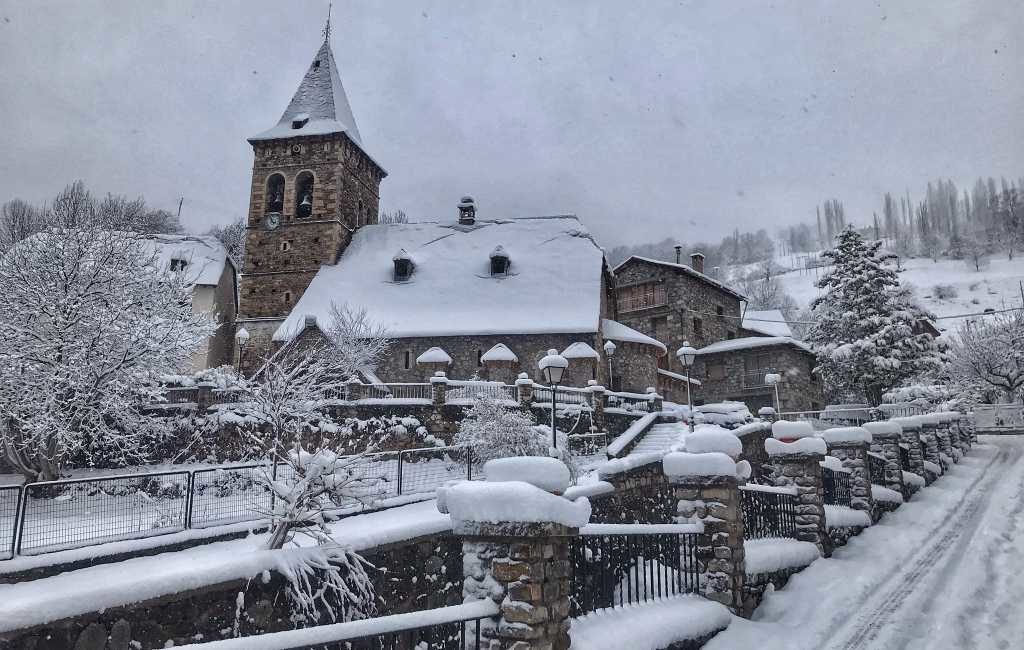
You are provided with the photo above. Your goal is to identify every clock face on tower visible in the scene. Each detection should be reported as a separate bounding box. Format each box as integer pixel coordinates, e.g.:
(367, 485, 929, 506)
(263, 213, 281, 231)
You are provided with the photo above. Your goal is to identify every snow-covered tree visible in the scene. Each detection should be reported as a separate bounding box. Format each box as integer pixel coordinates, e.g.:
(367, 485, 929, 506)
(0, 199, 42, 249)
(0, 226, 214, 480)
(454, 393, 545, 466)
(207, 216, 247, 267)
(807, 228, 941, 405)
(948, 312, 1024, 404)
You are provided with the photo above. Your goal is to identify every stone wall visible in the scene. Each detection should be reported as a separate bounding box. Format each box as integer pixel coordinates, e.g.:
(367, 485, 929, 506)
(590, 460, 677, 524)
(768, 448, 830, 556)
(826, 441, 874, 515)
(693, 345, 823, 413)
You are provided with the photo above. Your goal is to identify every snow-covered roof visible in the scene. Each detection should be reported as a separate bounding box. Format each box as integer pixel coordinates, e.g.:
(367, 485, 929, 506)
(657, 368, 701, 386)
(248, 40, 385, 172)
(416, 347, 452, 365)
(613, 255, 747, 301)
(274, 217, 606, 341)
(562, 342, 599, 359)
(142, 234, 231, 287)
(695, 336, 812, 356)
(601, 318, 667, 354)
(480, 343, 518, 362)
(741, 309, 794, 338)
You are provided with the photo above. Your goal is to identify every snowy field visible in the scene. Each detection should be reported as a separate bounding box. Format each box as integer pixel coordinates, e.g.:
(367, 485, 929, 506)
(775, 255, 1024, 333)
(707, 436, 1024, 650)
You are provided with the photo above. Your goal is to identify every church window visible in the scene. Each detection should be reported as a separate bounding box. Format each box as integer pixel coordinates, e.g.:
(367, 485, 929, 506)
(265, 174, 285, 213)
(716, 305, 724, 316)
(295, 172, 314, 218)
(490, 245, 510, 276)
(283, 291, 292, 304)
(403, 351, 411, 370)
(393, 249, 414, 281)
(476, 350, 483, 367)
(169, 258, 188, 272)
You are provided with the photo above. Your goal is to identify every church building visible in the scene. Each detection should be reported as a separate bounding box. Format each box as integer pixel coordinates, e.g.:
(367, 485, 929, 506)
(236, 36, 665, 392)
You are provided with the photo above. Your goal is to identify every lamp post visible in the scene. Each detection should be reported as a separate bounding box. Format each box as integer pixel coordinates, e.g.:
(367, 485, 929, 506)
(765, 372, 782, 413)
(676, 341, 697, 432)
(602, 339, 616, 389)
(234, 327, 250, 375)
(539, 349, 568, 451)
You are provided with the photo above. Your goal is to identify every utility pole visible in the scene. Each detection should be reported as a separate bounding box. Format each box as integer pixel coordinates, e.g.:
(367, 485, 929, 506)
(177, 197, 184, 218)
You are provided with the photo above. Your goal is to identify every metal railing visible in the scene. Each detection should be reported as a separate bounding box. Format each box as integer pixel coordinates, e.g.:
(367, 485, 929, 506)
(777, 408, 870, 430)
(162, 387, 199, 404)
(567, 432, 608, 457)
(569, 525, 701, 617)
(822, 467, 853, 506)
(740, 484, 798, 540)
(365, 383, 434, 401)
(532, 384, 592, 407)
(867, 452, 887, 485)
(445, 381, 518, 403)
(605, 390, 652, 412)
(742, 368, 778, 388)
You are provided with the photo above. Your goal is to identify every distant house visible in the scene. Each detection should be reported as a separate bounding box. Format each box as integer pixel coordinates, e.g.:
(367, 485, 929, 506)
(145, 234, 237, 371)
(739, 309, 794, 338)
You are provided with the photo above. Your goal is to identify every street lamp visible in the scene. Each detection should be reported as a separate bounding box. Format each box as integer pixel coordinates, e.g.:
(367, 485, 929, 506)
(602, 339, 616, 389)
(539, 349, 569, 450)
(234, 327, 250, 375)
(676, 341, 697, 432)
(764, 372, 782, 413)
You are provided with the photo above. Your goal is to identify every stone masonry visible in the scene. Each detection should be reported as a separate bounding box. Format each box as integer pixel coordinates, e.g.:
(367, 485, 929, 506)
(459, 521, 574, 650)
(826, 440, 875, 515)
(693, 344, 824, 413)
(865, 426, 906, 497)
(768, 448, 830, 557)
(893, 418, 927, 480)
(669, 473, 747, 614)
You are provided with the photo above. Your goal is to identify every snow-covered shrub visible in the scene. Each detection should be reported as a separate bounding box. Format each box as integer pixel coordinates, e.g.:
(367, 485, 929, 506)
(454, 394, 545, 466)
(932, 284, 957, 300)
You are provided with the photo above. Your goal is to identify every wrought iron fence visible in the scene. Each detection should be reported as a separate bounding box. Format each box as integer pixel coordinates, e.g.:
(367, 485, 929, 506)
(446, 381, 518, 403)
(867, 452, 887, 485)
(365, 383, 434, 401)
(605, 391, 652, 412)
(190, 464, 272, 528)
(742, 368, 778, 388)
(532, 385, 592, 407)
(162, 387, 200, 404)
(822, 467, 853, 506)
(739, 484, 798, 539)
(398, 446, 473, 496)
(776, 409, 870, 430)
(569, 525, 701, 617)
(567, 432, 608, 457)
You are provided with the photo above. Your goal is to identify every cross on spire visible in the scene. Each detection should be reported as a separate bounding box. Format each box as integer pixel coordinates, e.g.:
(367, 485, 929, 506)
(322, 2, 332, 41)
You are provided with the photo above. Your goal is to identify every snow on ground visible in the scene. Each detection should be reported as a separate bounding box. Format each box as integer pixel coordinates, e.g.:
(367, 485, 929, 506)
(776, 255, 1024, 333)
(0, 500, 449, 632)
(706, 437, 1024, 650)
(744, 538, 820, 575)
(570, 594, 731, 650)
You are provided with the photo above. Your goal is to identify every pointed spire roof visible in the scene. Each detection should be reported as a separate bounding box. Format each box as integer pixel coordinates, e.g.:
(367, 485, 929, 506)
(249, 40, 363, 145)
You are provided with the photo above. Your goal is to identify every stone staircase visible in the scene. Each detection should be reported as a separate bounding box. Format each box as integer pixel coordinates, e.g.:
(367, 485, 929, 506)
(626, 421, 689, 457)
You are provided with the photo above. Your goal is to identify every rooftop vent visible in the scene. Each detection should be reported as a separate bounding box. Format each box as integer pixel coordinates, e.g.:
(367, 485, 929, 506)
(291, 112, 310, 130)
(458, 196, 476, 225)
(490, 245, 510, 276)
(393, 249, 414, 281)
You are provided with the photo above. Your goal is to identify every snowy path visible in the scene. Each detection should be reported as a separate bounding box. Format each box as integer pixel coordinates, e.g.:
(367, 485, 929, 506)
(707, 437, 1024, 650)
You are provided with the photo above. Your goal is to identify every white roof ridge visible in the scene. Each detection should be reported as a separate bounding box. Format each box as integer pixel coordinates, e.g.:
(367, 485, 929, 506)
(613, 255, 746, 301)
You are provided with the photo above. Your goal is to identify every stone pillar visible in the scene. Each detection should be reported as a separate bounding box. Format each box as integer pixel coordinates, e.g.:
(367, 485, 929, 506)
(664, 452, 747, 614)
(823, 430, 874, 516)
(864, 422, 905, 496)
(588, 383, 606, 433)
(196, 382, 215, 412)
(766, 433, 829, 556)
(646, 387, 663, 412)
(460, 522, 574, 650)
(345, 375, 363, 402)
(430, 372, 448, 409)
(957, 413, 974, 450)
(892, 417, 926, 479)
(757, 407, 777, 423)
(919, 417, 942, 480)
(516, 372, 534, 407)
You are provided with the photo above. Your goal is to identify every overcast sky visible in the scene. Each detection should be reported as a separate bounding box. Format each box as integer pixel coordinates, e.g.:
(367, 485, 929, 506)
(1, 1, 1021, 247)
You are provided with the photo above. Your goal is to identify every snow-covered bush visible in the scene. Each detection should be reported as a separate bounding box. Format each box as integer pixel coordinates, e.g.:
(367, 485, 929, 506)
(454, 394, 545, 466)
(932, 284, 957, 300)
(0, 226, 214, 481)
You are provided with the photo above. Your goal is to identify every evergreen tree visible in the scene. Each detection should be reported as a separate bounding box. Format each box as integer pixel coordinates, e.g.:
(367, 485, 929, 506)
(807, 228, 941, 405)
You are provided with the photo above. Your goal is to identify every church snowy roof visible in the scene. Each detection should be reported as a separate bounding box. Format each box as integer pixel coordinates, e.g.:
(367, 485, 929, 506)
(273, 216, 606, 341)
(141, 234, 232, 287)
(248, 40, 363, 146)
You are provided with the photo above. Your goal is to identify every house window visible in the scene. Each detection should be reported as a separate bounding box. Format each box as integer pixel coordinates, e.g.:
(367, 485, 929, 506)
(727, 330, 735, 339)
(716, 305, 724, 316)
(403, 351, 411, 370)
(280, 241, 291, 252)
(295, 171, 314, 218)
(617, 281, 666, 313)
(169, 258, 188, 272)
(265, 173, 285, 213)
(706, 361, 726, 381)
(477, 350, 483, 366)
(692, 317, 703, 337)
(743, 353, 774, 387)
(283, 291, 292, 304)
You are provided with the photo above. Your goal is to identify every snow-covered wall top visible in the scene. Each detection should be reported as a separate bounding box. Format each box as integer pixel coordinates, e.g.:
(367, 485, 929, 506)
(741, 309, 795, 338)
(863, 421, 903, 436)
(821, 426, 872, 445)
(695, 336, 813, 356)
(274, 216, 606, 341)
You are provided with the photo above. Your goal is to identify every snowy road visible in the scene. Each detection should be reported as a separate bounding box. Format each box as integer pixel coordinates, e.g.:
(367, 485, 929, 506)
(707, 436, 1024, 650)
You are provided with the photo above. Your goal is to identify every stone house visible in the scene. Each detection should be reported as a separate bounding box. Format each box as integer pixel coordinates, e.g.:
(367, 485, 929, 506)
(145, 234, 238, 371)
(235, 36, 665, 391)
(692, 336, 823, 412)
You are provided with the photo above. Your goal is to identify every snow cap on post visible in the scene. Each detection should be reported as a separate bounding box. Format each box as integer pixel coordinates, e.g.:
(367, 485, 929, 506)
(772, 420, 816, 441)
(663, 451, 737, 478)
(484, 457, 570, 494)
(890, 416, 922, 431)
(684, 426, 743, 459)
(864, 420, 902, 436)
(821, 426, 872, 445)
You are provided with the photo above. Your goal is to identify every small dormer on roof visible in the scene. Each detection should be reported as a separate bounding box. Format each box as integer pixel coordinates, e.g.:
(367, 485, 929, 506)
(562, 342, 600, 359)
(458, 196, 476, 225)
(490, 244, 510, 276)
(416, 347, 453, 365)
(393, 248, 414, 281)
(481, 343, 518, 363)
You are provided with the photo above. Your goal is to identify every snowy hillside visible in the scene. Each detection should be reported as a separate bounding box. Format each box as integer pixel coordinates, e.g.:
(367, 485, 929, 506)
(771, 255, 1024, 335)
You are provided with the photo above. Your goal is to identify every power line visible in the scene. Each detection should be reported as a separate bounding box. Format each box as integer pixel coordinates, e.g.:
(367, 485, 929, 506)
(681, 304, 1024, 327)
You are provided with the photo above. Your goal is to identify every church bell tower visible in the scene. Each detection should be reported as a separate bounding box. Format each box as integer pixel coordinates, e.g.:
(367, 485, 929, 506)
(236, 33, 386, 359)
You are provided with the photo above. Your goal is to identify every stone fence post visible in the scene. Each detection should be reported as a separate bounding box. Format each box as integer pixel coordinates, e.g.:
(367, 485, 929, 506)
(766, 422, 830, 556)
(345, 375, 363, 402)
(932, 413, 956, 463)
(645, 387, 663, 412)
(863, 421, 906, 496)
(587, 383, 606, 433)
(918, 416, 942, 480)
(195, 382, 215, 412)
(822, 427, 874, 515)
(516, 372, 534, 407)
(442, 458, 581, 650)
(891, 417, 926, 480)
(757, 407, 777, 423)
(956, 413, 974, 451)
(430, 372, 448, 409)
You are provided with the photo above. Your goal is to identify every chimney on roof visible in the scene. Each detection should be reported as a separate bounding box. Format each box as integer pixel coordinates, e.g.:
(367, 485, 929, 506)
(690, 252, 705, 274)
(458, 196, 476, 225)
(674, 245, 682, 265)
(304, 315, 317, 329)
